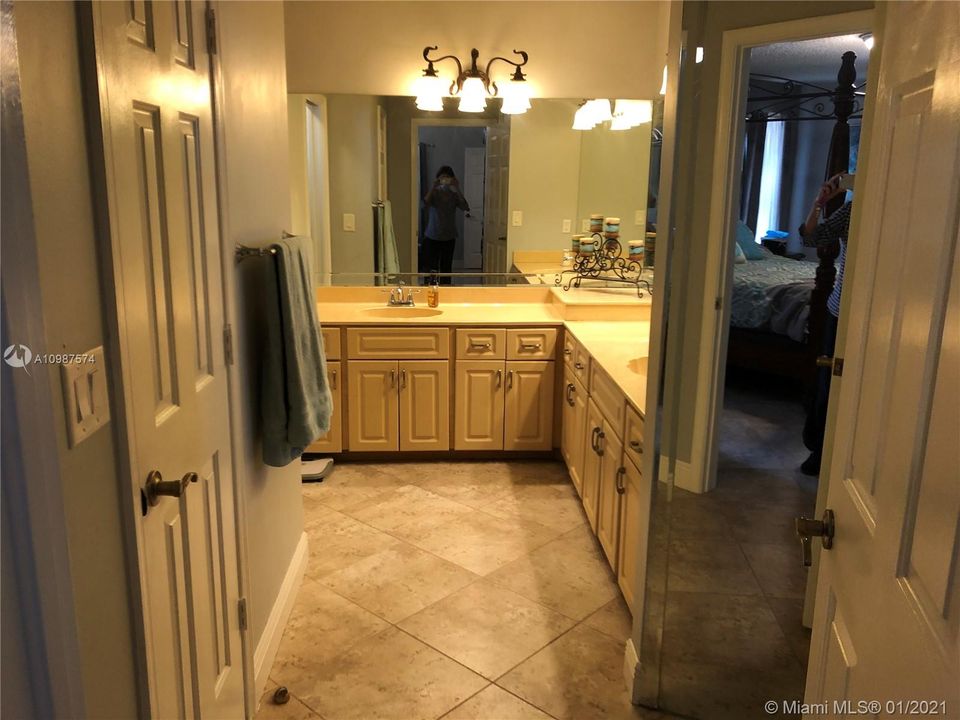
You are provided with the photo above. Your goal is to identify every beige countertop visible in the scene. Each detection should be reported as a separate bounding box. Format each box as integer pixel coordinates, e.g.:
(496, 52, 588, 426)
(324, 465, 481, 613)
(564, 321, 650, 415)
(316, 301, 563, 326)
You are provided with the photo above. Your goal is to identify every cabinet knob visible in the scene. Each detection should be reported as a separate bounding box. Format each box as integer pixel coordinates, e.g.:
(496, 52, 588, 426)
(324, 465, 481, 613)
(629, 439, 643, 454)
(575, 362, 585, 370)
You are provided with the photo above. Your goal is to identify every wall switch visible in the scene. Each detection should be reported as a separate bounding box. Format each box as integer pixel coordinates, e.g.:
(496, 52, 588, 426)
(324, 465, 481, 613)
(511, 210, 523, 227)
(635, 209, 644, 226)
(581, 219, 590, 233)
(60, 346, 110, 448)
(561, 219, 572, 233)
(342, 213, 356, 232)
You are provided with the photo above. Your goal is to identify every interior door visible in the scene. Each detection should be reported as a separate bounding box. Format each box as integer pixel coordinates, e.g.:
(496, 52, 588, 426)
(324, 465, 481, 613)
(90, 2, 244, 717)
(454, 360, 504, 450)
(347, 361, 399, 451)
(399, 360, 449, 451)
(483, 123, 510, 279)
(462, 146, 486, 270)
(805, 2, 960, 711)
(503, 361, 554, 451)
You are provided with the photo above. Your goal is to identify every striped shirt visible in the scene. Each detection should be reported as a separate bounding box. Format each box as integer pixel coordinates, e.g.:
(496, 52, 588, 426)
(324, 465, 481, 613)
(800, 202, 852, 319)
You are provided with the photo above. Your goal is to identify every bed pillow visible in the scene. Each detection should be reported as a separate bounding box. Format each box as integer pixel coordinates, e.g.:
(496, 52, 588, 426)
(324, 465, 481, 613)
(734, 242, 747, 264)
(735, 221, 767, 261)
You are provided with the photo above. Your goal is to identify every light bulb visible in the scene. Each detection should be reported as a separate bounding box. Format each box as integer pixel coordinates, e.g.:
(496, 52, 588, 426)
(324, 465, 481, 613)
(588, 99, 612, 124)
(572, 104, 595, 130)
(415, 73, 444, 112)
(458, 76, 487, 113)
(612, 99, 653, 128)
(660, 65, 668, 95)
(499, 78, 531, 115)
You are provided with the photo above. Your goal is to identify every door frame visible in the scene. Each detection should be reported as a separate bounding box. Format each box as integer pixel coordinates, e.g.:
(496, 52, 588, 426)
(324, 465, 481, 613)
(410, 118, 493, 276)
(78, 2, 255, 716)
(686, 10, 874, 500)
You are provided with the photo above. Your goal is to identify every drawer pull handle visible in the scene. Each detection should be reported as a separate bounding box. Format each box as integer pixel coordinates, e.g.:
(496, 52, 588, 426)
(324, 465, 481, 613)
(630, 439, 643, 454)
(616, 467, 626, 494)
(507, 370, 514, 389)
(390, 369, 396, 388)
(596, 429, 605, 456)
(495, 369, 502, 388)
(330, 369, 337, 390)
(520, 342, 542, 351)
(563, 348, 572, 356)
(400, 368, 407, 389)
(470, 341, 492, 351)
(575, 362, 585, 370)
(590, 426, 600, 453)
(565, 382, 576, 406)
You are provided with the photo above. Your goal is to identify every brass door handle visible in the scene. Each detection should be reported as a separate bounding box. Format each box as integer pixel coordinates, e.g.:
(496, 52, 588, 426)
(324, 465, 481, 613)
(796, 509, 835, 567)
(400, 368, 407, 389)
(330, 369, 337, 390)
(470, 341, 492, 351)
(615, 466, 626, 494)
(145, 470, 198, 507)
(590, 426, 599, 453)
(816, 355, 844, 376)
(520, 342, 542, 351)
(565, 382, 576, 406)
(629, 439, 643, 454)
(495, 369, 502, 388)
(596, 429, 605, 456)
(390, 369, 397, 388)
(506, 370, 514, 389)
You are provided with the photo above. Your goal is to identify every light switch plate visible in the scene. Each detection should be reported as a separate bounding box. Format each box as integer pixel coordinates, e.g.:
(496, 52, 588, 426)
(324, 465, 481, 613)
(60, 346, 110, 448)
(635, 209, 644, 226)
(581, 219, 590, 232)
(512, 210, 523, 227)
(343, 213, 356, 232)
(561, 219, 572, 233)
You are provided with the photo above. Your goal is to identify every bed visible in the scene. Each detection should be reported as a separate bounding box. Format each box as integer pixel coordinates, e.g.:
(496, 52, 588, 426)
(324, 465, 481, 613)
(726, 49, 861, 382)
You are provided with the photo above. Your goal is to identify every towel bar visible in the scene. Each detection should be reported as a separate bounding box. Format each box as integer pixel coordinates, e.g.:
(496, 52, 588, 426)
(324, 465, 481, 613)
(234, 232, 295, 263)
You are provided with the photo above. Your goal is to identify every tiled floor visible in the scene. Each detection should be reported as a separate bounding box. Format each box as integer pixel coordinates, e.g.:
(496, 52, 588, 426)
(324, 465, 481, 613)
(658, 374, 816, 720)
(257, 460, 673, 720)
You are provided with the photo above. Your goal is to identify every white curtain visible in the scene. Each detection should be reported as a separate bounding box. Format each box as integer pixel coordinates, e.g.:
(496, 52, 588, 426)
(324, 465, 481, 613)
(754, 121, 785, 243)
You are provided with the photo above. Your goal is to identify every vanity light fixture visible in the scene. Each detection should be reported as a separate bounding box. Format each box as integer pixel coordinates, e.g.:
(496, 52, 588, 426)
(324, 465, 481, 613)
(574, 99, 651, 131)
(859, 33, 874, 52)
(414, 46, 531, 114)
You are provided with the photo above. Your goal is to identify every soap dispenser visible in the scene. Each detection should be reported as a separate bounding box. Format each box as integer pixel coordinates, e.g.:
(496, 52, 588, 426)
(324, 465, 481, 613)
(426, 273, 440, 308)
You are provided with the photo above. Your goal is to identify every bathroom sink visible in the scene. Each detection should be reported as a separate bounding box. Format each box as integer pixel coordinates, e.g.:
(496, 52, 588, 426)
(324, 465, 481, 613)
(628, 356, 648, 375)
(363, 307, 443, 318)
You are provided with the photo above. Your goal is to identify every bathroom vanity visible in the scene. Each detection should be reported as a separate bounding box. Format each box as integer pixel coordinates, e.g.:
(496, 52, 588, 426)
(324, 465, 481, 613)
(310, 286, 652, 612)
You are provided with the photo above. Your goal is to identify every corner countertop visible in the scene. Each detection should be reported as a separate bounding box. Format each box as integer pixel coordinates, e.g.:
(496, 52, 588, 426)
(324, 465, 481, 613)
(564, 321, 649, 415)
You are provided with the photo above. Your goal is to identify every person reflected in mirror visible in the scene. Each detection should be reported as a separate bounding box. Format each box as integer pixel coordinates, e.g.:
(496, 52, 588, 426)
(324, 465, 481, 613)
(423, 165, 469, 285)
(799, 172, 854, 476)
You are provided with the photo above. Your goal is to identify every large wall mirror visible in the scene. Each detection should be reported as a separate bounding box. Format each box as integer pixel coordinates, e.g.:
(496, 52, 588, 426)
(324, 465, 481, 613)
(288, 95, 658, 286)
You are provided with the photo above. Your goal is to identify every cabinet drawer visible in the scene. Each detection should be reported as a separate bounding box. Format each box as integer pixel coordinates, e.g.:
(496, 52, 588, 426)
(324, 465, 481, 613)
(321, 327, 341, 360)
(456, 328, 506, 359)
(347, 327, 449, 359)
(506, 328, 557, 360)
(306, 361, 342, 453)
(562, 333, 577, 368)
(572, 342, 590, 382)
(625, 404, 645, 463)
(590, 363, 625, 438)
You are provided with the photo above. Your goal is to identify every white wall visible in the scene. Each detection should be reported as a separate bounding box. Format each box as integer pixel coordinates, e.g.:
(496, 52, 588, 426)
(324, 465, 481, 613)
(284, 1, 668, 100)
(507, 100, 583, 257)
(216, 1, 305, 650)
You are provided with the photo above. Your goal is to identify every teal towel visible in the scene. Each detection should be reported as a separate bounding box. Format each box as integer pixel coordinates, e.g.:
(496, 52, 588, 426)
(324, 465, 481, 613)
(262, 239, 332, 467)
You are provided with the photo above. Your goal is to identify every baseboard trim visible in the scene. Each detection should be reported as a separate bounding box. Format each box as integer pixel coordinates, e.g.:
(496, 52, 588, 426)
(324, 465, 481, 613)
(672, 459, 698, 493)
(623, 638, 640, 697)
(253, 531, 308, 698)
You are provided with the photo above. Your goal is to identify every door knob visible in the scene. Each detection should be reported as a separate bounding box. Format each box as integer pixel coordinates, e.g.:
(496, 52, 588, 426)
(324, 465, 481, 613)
(795, 509, 835, 567)
(816, 356, 844, 376)
(145, 470, 198, 507)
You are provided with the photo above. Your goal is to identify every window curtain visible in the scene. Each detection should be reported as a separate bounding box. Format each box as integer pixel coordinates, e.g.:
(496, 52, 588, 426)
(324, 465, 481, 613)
(740, 111, 767, 232)
(754, 120, 785, 242)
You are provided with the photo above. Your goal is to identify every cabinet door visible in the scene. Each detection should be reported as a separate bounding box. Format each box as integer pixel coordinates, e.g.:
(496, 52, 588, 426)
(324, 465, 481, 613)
(580, 398, 604, 530)
(504, 361, 555, 451)
(561, 368, 587, 496)
(617, 455, 651, 615)
(347, 360, 399, 451)
(399, 360, 449, 451)
(596, 421, 624, 571)
(306, 361, 342, 453)
(454, 360, 504, 450)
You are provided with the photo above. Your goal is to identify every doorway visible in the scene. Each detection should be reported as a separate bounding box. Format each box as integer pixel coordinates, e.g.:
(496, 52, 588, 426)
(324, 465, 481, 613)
(304, 99, 332, 285)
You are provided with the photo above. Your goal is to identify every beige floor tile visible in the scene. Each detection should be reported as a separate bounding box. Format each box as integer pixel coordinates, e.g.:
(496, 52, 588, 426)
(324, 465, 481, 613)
(393, 509, 562, 575)
(255, 681, 321, 719)
(413, 462, 528, 509)
(584, 595, 634, 642)
(498, 624, 659, 719)
(320, 543, 478, 622)
(666, 536, 762, 596)
(399, 580, 576, 680)
(486, 533, 619, 620)
(481, 483, 588, 532)
(307, 462, 406, 511)
(441, 685, 553, 720)
(270, 580, 389, 681)
(766, 596, 812, 666)
(303, 511, 401, 580)
(741, 542, 808, 599)
(293, 627, 488, 720)
(344, 484, 475, 534)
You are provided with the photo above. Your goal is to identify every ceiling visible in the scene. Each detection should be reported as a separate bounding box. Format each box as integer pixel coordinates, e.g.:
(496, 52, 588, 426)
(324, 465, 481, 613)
(749, 34, 871, 86)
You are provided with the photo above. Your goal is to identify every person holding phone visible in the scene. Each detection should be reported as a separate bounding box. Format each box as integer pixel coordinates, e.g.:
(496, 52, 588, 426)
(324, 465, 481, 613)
(799, 172, 854, 475)
(423, 165, 470, 285)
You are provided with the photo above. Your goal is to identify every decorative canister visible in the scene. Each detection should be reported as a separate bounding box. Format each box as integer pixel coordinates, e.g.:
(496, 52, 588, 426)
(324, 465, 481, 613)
(589, 214, 604, 233)
(571, 234, 585, 253)
(628, 239, 645, 263)
(604, 217, 621, 234)
(579, 238, 597, 256)
(644, 231, 656, 267)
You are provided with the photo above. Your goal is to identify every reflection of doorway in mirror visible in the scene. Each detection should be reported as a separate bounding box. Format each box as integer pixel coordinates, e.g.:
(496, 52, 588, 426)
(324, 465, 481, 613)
(305, 99, 332, 283)
(462, 147, 486, 270)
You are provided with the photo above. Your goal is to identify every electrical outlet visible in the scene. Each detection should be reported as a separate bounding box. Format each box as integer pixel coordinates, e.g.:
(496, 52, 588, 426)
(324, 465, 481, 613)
(512, 210, 523, 227)
(581, 219, 590, 232)
(635, 209, 644, 226)
(343, 213, 356, 232)
(561, 219, 572, 233)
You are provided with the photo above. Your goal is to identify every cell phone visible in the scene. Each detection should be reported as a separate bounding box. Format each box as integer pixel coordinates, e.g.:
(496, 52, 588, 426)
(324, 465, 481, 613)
(839, 174, 855, 191)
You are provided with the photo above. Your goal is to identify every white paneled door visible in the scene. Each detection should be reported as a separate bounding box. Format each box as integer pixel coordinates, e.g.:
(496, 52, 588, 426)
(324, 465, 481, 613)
(805, 1, 959, 713)
(462, 146, 486, 270)
(91, 2, 244, 718)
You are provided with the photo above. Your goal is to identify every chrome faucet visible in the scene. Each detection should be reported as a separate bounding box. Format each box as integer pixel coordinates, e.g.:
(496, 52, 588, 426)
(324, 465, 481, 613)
(386, 283, 418, 307)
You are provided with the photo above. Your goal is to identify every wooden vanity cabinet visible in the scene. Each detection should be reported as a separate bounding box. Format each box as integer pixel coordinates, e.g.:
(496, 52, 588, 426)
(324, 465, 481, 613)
(504, 361, 555, 451)
(617, 453, 650, 614)
(561, 366, 587, 496)
(399, 361, 449, 451)
(347, 360, 400, 451)
(580, 398, 605, 529)
(454, 361, 505, 450)
(307, 327, 343, 454)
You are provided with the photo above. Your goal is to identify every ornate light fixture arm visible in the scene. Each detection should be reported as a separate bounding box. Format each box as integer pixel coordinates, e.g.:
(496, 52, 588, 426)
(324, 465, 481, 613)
(484, 50, 529, 95)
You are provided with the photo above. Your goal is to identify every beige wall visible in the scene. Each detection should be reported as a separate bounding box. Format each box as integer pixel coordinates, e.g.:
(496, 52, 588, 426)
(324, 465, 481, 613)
(507, 100, 583, 257)
(577, 121, 653, 242)
(14, 3, 141, 717)
(216, 1, 305, 647)
(661, 0, 874, 465)
(284, 1, 667, 99)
